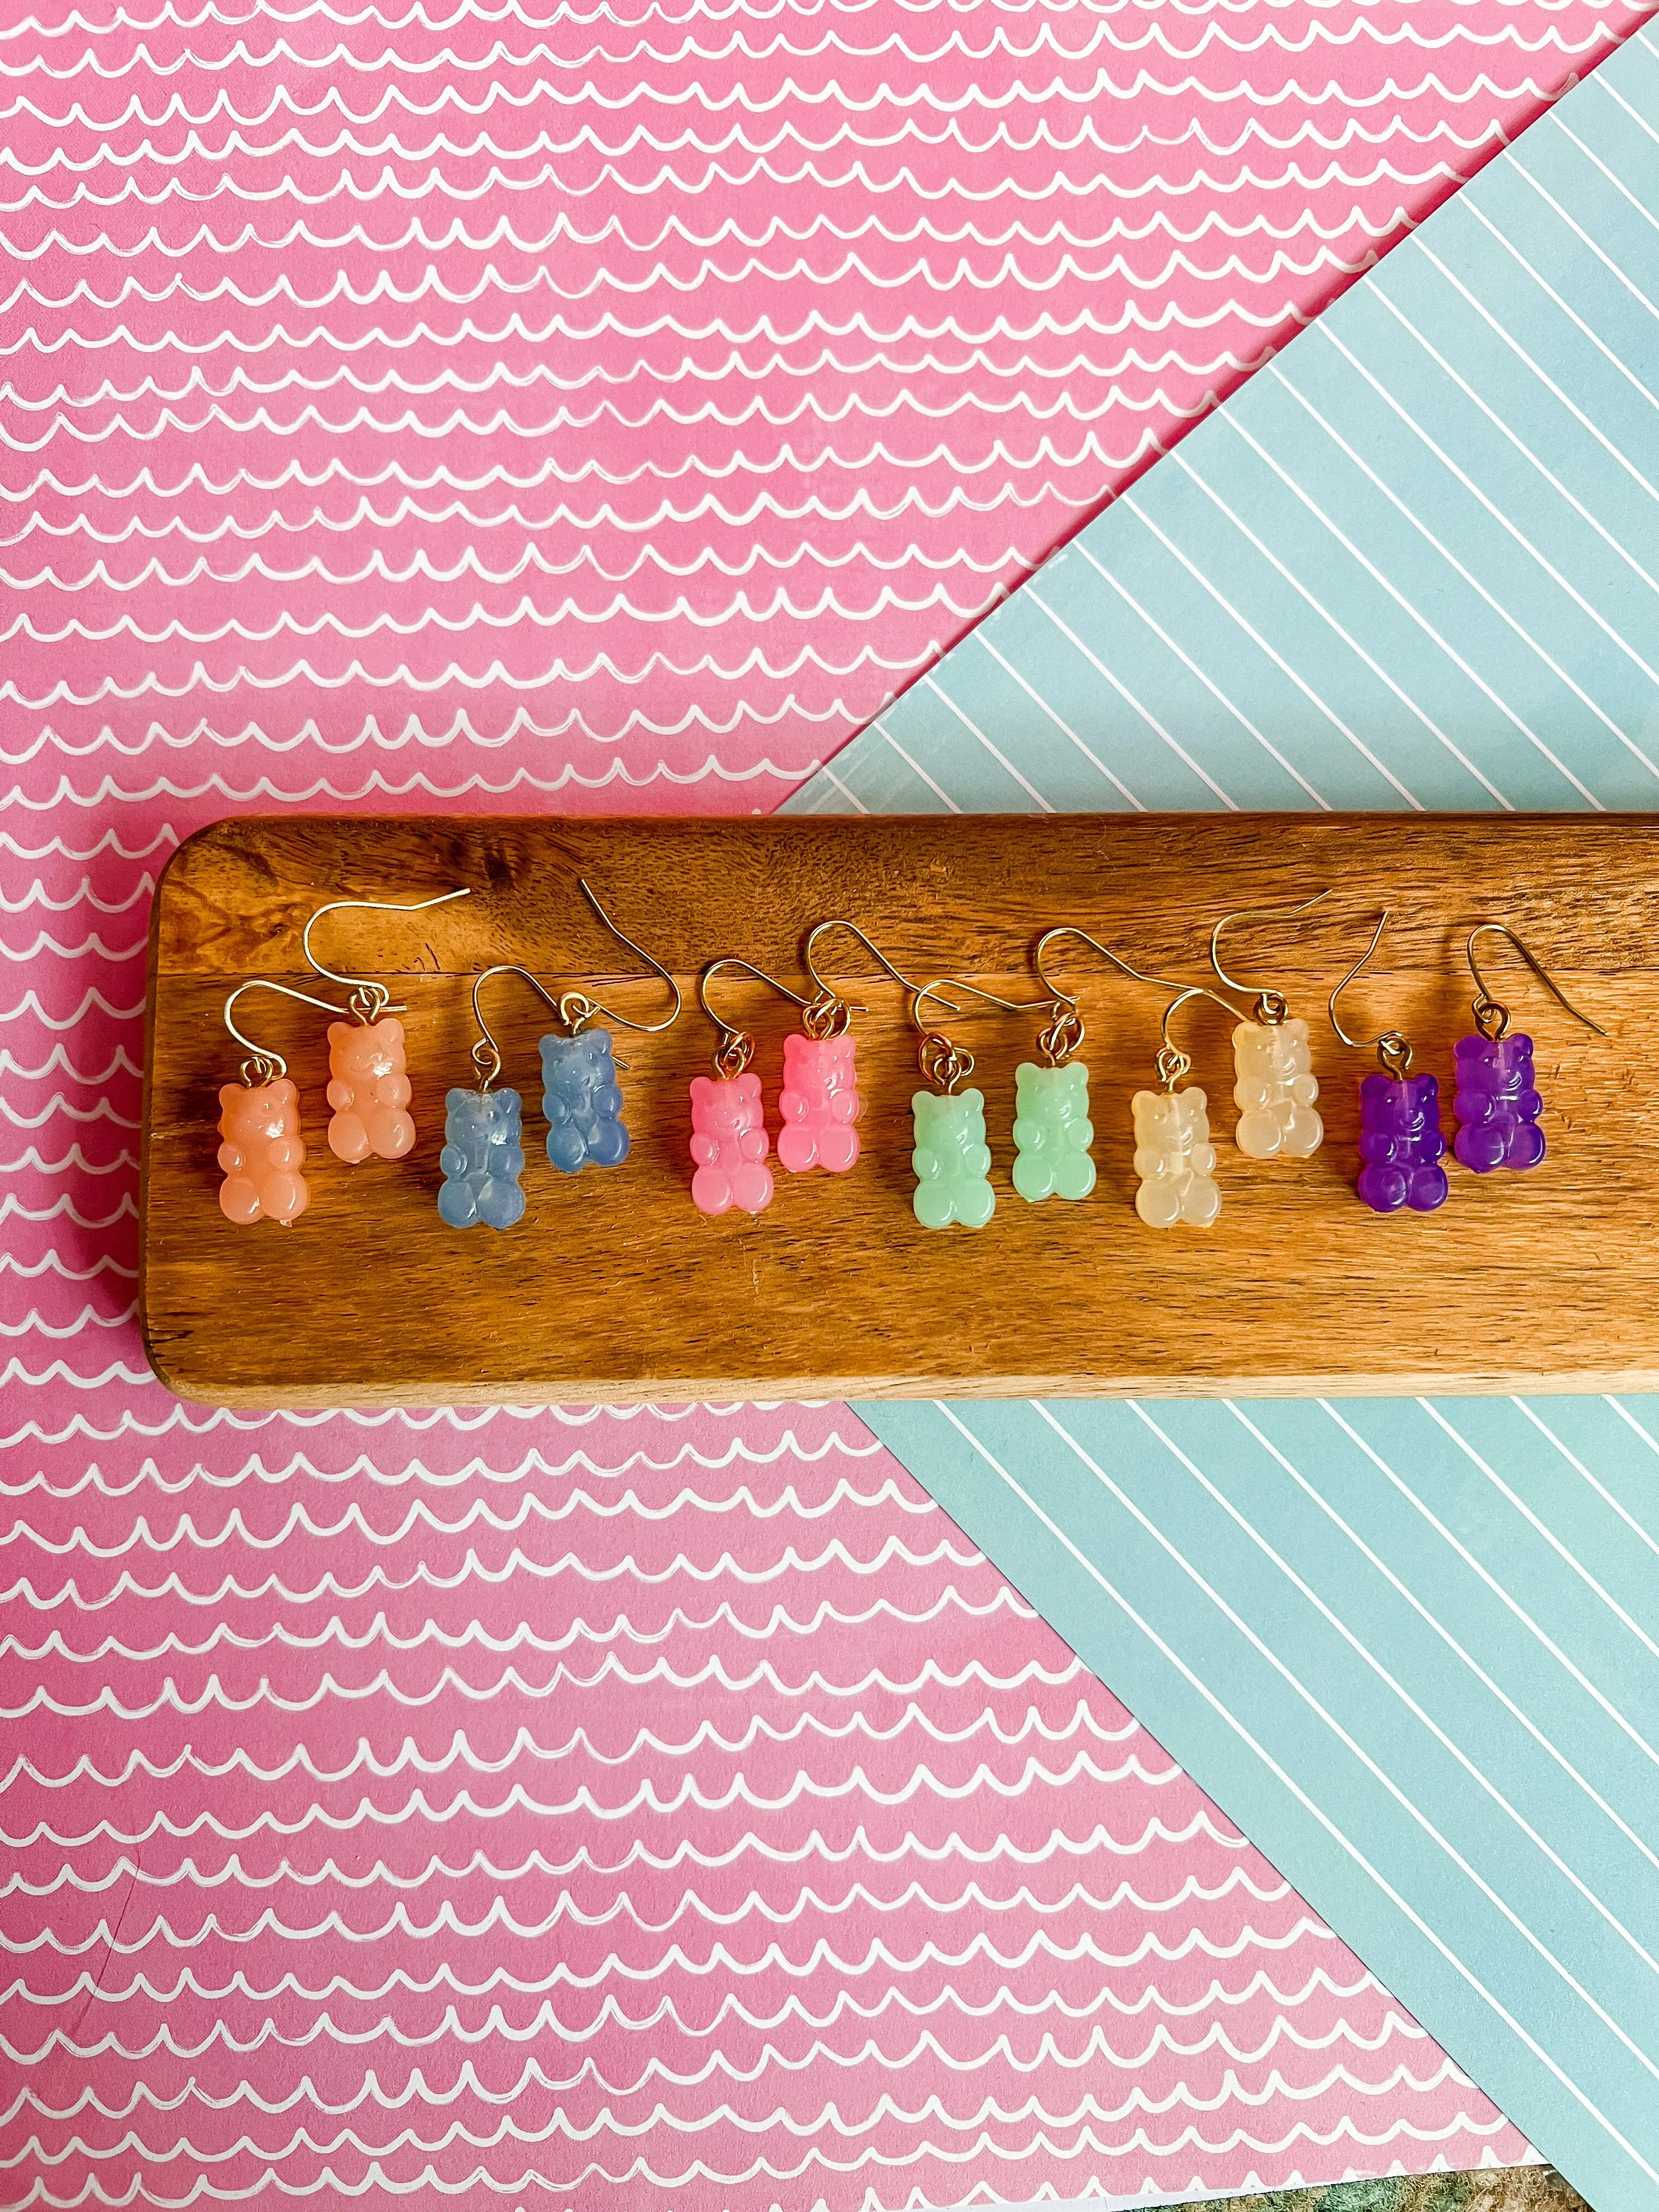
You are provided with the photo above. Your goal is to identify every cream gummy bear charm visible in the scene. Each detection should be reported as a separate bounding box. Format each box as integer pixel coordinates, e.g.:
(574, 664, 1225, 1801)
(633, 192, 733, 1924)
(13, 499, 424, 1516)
(1133, 1086, 1221, 1228)
(1232, 1015, 1322, 1160)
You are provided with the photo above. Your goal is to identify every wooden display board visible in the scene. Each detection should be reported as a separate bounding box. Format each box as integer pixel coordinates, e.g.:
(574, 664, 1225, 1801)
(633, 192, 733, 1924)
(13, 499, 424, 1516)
(141, 812, 1655, 1408)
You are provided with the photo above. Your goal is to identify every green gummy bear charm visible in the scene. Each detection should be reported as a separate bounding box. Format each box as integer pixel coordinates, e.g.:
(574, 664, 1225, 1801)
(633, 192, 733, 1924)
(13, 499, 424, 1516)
(1011, 1059, 1096, 1203)
(911, 1087, 995, 1229)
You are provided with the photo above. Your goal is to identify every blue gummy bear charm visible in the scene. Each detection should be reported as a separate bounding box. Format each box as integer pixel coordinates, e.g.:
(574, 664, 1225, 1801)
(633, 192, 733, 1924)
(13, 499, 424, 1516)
(438, 1087, 527, 1230)
(540, 1029, 629, 1173)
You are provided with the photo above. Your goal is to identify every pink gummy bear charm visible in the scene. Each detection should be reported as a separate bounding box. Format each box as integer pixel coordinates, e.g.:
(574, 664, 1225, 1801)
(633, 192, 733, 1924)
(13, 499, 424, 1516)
(217, 1078, 309, 1226)
(776, 1030, 861, 1174)
(326, 1017, 416, 1163)
(689, 1071, 774, 1215)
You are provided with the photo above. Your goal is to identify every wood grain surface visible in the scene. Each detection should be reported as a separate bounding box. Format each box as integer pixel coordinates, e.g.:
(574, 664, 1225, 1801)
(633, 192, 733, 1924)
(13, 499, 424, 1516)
(141, 812, 1655, 1408)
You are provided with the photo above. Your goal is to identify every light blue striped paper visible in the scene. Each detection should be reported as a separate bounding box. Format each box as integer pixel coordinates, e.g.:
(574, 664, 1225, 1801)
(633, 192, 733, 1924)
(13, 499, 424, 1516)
(789, 20, 1659, 2211)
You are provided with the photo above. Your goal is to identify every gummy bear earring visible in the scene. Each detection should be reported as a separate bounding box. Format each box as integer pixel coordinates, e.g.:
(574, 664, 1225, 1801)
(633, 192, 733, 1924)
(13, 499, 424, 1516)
(1329, 911, 1448, 1215)
(1209, 890, 1330, 1161)
(216, 978, 350, 1226)
(777, 920, 939, 1176)
(1030, 927, 1244, 1222)
(437, 966, 541, 1231)
(1002, 945, 1096, 1206)
(909, 977, 1040, 1229)
(303, 888, 471, 1166)
(535, 880, 680, 1175)
(1454, 922, 1605, 1173)
(1130, 989, 1239, 1229)
(690, 957, 812, 1217)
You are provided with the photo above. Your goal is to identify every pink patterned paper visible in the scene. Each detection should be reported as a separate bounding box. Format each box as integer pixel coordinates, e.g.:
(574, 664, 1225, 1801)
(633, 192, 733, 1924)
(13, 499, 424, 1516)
(4, 0, 1633, 2197)
(2, 1404, 1530, 2202)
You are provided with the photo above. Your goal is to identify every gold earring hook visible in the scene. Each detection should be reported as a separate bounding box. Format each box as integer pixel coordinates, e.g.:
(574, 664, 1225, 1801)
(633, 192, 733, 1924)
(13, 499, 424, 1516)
(559, 878, 683, 1037)
(1156, 987, 1225, 1092)
(1033, 924, 1248, 1062)
(467, 884, 681, 1090)
(800, 918, 951, 1035)
(470, 965, 562, 1092)
(699, 956, 813, 1080)
(1209, 888, 1333, 1025)
(1328, 909, 1415, 1079)
(302, 888, 471, 1023)
(1466, 921, 1606, 1043)
(908, 974, 1048, 1095)
(223, 978, 351, 1087)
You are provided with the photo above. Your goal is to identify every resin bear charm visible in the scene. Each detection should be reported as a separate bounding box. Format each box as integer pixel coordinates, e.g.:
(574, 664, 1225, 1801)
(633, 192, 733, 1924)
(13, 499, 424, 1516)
(1133, 1086, 1221, 1228)
(1453, 1031, 1544, 1172)
(218, 1079, 309, 1226)
(438, 1087, 527, 1231)
(776, 1031, 861, 1175)
(1232, 1017, 1322, 1159)
(541, 1029, 629, 1173)
(690, 1071, 774, 1215)
(1358, 1070, 1448, 1212)
(912, 1088, 995, 1228)
(1011, 1060, 1095, 1204)
(325, 1017, 415, 1163)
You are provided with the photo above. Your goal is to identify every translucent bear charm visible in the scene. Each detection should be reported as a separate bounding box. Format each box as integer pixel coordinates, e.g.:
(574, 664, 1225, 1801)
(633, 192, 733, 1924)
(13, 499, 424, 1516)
(776, 1031, 860, 1174)
(437, 1087, 527, 1230)
(1232, 1018, 1322, 1159)
(541, 1029, 629, 1174)
(1453, 1032, 1544, 1172)
(1133, 1087, 1220, 1228)
(325, 1017, 415, 1164)
(690, 1072, 773, 1215)
(218, 1079, 309, 1226)
(1011, 1061, 1095, 1203)
(1358, 1071, 1448, 1212)
(911, 1088, 995, 1228)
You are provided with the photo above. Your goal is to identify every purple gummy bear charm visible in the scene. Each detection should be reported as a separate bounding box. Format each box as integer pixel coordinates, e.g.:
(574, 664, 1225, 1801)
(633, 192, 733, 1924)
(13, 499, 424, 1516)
(1453, 1031, 1544, 1172)
(1357, 1070, 1448, 1213)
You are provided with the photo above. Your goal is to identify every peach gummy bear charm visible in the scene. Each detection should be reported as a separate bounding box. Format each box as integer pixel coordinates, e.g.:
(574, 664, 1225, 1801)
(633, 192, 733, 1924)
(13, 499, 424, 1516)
(326, 1017, 415, 1163)
(689, 1071, 773, 1216)
(217, 1078, 309, 1226)
(776, 1030, 860, 1174)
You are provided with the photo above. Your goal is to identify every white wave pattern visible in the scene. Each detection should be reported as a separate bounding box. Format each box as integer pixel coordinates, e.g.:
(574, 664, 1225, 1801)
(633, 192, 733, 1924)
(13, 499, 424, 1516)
(0, 1408, 1532, 2205)
(0, 0, 1645, 785)
(0, 0, 1591, 2200)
